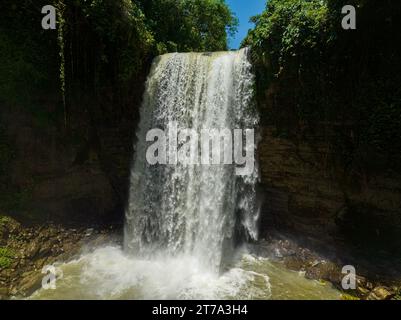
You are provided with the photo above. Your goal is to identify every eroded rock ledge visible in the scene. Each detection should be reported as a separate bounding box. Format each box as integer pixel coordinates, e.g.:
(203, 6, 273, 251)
(258, 126, 401, 254)
(0, 215, 119, 299)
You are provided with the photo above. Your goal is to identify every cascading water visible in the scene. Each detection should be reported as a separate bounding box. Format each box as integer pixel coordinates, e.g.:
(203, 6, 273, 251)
(29, 49, 341, 300)
(124, 48, 260, 273)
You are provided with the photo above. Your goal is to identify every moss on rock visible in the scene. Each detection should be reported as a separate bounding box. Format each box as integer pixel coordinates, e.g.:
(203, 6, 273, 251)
(0, 247, 15, 269)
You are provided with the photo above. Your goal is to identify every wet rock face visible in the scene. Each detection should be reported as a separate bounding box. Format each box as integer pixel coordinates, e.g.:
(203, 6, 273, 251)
(257, 126, 401, 247)
(257, 128, 344, 243)
(8, 117, 119, 225)
(29, 167, 116, 225)
(17, 271, 43, 297)
(0, 74, 145, 226)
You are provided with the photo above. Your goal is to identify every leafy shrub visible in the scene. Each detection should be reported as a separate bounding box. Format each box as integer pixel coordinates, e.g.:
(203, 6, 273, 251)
(0, 247, 15, 269)
(244, 0, 401, 172)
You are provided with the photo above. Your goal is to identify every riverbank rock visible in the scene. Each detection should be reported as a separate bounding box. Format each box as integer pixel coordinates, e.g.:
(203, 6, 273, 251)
(0, 214, 119, 299)
(0, 216, 21, 242)
(367, 286, 395, 300)
(17, 271, 43, 297)
(0, 287, 8, 300)
(251, 234, 401, 300)
(305, 260, 341, 284)
(283, 256, 304, 271)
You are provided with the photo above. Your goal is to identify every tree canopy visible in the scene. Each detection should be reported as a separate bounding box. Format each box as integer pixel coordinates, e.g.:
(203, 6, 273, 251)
(0, 0, 238, 110)
(243, 0, 401, 172)
(138, 0, 238, 52)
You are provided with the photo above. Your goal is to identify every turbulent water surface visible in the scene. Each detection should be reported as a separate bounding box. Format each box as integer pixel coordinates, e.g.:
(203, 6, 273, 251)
(31, 247, 340, 299)
(30, 49, 340, 300)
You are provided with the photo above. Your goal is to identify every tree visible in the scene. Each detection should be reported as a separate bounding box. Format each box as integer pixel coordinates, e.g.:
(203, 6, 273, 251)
(138, 0, 238, 52)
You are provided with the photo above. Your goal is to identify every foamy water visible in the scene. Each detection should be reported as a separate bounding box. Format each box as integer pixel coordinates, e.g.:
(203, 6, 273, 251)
(30, 49, 341, 300)
(30, 246, 340, 300)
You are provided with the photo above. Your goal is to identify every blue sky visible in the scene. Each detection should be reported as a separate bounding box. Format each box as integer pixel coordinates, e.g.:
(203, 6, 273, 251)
(226, 0, 266, 49)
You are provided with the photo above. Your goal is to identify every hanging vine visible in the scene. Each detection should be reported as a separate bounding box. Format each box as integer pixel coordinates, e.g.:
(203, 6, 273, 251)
(56, 0, 67, 129)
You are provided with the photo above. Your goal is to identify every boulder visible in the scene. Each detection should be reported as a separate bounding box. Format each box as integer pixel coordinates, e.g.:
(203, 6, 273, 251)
(283, 256, 304, 271)
(0, 286, 9, 300)
(367, 286, 395, 300)
(18, 271, 43, 297)
(305, 261, 341, 284)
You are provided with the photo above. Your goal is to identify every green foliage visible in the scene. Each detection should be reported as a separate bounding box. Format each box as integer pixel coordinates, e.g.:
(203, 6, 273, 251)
(394, 288, 401, 300)
(76, 0, 155, 81)
(56, 0, 237, 117)
(0, 0, 238, 213)
(138, 0, 238, 52)
(244, 0, 330, 72)
(244, 0, 401, 172)
(56, 0, 67, 126)
(0, 29, 49, 107)
(0, 247, 15, 269)
(0, 215, 12, 226)
(340, 293, 360, 300)
(0, 0, 60, 107)
(0, 0, 236, 111)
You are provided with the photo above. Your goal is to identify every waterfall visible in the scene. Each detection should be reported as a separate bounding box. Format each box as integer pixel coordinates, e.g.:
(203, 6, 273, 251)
(124, 48, 260, 273)
(30, 49, 343, 300)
